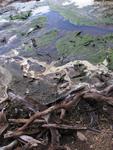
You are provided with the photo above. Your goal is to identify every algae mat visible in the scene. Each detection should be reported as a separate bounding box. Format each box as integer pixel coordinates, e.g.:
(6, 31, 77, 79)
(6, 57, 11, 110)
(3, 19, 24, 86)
(48, 0, 113, 25)
(56, 32, 113, 68)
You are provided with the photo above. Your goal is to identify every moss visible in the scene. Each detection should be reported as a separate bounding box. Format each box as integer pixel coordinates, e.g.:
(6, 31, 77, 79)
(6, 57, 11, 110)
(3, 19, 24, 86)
(24, 45, 33, 52)
(10, 11, 31, 20)
(56, 32, 113, 64)
(22, 42, 33, 52)
(99, 17, 113, 25)
(48, 0, 113, 25)
(21, 30, 58, 52)
(13, 16, 47, 37)
(35, 30, 58, 47)
(31, 16, 47, 28)
(106, 49, 113, 70)
(48, 1, 96, 25)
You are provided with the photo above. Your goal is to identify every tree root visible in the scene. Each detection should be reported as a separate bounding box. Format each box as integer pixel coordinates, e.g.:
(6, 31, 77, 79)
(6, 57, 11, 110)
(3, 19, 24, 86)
(2, 84, 113, 149)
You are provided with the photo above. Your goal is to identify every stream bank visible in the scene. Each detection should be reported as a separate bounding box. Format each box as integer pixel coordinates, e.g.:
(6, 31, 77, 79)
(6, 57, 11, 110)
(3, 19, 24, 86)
(0, 0, 113, 150)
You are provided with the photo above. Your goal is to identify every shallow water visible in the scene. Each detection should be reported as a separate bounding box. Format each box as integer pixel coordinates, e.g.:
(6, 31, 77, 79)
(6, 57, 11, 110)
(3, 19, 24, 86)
(0, 0, 113, 65)
(49, 0, 113, 25)
(1, 0, 113, 56)
(45, 11, 113, 33)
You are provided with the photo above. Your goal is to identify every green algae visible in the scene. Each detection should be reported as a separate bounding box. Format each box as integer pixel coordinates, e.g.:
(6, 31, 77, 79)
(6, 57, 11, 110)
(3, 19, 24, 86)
(24, 45, 33, 52)
(21, 30, 58, 53)
(21, 42, 33, 53)
(106, 49, 113, 70)
(14, 16, 47, 37)
(48, 0, 96, 25)
(31, 16, 47, 28)
(35, 30, 58, 47)
(10, 11, 31, 20)
(48, 0, 113, 25)
(56, 32, 113, 64)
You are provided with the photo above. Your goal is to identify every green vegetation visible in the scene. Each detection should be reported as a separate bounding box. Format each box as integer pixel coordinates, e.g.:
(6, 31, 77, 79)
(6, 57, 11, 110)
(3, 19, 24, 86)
(21, 42, 33, 52)
(100, 17, 113, 25)
(23, 16, 47, 35)
(21, 30, 58, 53)
(24, 45, 33, 52)
(106, 49, 113, 70)
(31, 16, 47, 28)
(48, 1, 96, 25)
(35, 30, 58, 47)
(16, 16, 47, 36)
(56, 32, 113, 64)
(48, 0, 113, 25)
(10, 11, 31, 20)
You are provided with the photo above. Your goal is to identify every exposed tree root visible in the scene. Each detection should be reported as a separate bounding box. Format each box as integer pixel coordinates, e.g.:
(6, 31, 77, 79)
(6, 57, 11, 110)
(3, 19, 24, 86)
(1, 59, 113, 149)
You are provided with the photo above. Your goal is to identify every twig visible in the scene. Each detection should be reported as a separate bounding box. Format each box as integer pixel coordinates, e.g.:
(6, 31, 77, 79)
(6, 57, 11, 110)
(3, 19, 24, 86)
(49, 129, 60, 149)
(18, 135, 45, 146)
(60, 109, 66, 120)
(18, 93, 82, 131)
(0, 140, 18, 150)
(83, 91, 113, 106)
(5, 93, 82, 137)
(8, 118, 46, 124)
(100, 85, 113, 96)
(42, 124, 87, 130)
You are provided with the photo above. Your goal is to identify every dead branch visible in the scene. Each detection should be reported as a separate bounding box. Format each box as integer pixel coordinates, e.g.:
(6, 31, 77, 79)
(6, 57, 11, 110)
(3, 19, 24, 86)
(42, 123, 87, 130)
(48, 113, 61, 149)
(83, 91, 113, 106)
(0, 140, 18, 150)
(0, 111, 9, 135)
(4, 92, 82, 137)
(8, 118, 46, 124)
(17, 93, 82, 132)
(100, 85, 113, 96)
(49, 129, 61, 149)
(4, 130, 26, 138)
(18, 135, 45, 146)
(60, 109, 66, 120)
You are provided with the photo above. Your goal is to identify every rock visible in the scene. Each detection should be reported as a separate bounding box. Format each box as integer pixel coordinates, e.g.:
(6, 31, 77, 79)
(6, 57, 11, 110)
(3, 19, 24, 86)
(0, 66, 12, 103)
(77, 131, 87, 142)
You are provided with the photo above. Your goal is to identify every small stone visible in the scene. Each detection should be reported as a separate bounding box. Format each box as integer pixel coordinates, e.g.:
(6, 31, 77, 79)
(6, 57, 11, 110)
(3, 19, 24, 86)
(90, 145, 93, 149)
(77, 131, 87, 142)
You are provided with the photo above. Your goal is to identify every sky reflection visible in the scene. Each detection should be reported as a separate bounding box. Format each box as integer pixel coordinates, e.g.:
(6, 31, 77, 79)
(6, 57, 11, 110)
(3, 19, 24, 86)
(63, 0, 94, 8)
